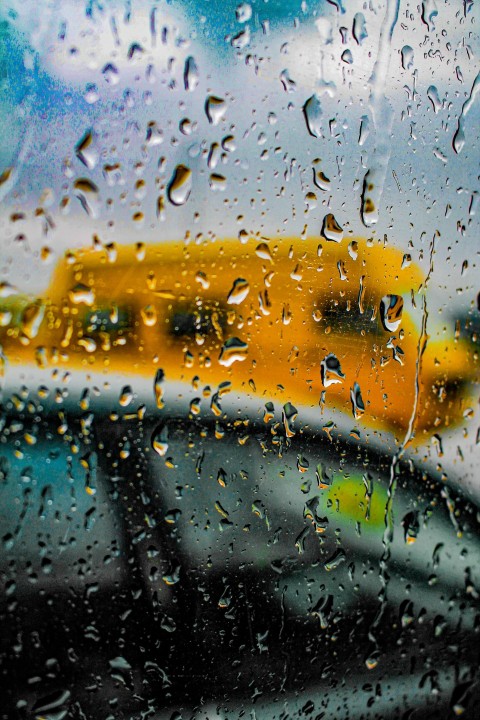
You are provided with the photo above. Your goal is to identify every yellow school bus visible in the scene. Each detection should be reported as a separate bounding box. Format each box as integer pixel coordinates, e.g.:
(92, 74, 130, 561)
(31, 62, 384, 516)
(0, 236, 474, 439)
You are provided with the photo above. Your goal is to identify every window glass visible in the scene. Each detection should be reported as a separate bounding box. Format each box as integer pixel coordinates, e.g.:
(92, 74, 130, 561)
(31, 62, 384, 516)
(0, 1, 479, 718)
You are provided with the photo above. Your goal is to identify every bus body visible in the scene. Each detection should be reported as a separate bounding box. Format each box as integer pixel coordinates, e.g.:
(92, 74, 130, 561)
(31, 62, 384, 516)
(0, 236, 474, 438)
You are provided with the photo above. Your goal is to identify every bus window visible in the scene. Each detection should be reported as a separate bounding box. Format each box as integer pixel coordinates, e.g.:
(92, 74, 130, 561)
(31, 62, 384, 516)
(168, 304, 227, 341)
(315, 296, 381, 336)
(84, 306, 134, 339)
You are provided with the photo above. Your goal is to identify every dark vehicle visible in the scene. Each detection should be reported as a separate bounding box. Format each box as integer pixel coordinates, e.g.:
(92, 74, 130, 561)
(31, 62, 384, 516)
(1, 385, 479, 719)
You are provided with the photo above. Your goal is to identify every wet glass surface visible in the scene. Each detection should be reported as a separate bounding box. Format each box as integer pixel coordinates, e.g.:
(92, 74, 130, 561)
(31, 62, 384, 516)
(0, 1, 479, 718)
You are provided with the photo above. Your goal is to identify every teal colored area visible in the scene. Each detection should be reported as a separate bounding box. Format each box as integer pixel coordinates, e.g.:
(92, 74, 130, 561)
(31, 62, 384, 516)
(0, 17, 32, 172)
(181, 0, 327, 47)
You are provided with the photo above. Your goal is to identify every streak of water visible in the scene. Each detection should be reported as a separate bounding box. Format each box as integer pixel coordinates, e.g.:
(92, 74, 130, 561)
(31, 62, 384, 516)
(368, 235, 433, 660)
(361, 0, 400, 227)
(453, 71, 480, 154)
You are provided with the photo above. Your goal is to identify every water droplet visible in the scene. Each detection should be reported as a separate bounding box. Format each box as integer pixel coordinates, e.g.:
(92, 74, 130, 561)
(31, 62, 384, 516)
(290, 262, 303, 281)
(215, 468, 227, 488)
(167, 164, 192, 206)
(207, 142, 220, 170)
(358, 115, 370, 146)
(311, 594, 335, 629)
(297, 454, 309, 473)
(433, 614, 446, 637)
(73, 177, 98, 196)
(312, 160, 330, 191)
(218, 337, 248, 367)
(427, 85, 442, 113)
(141, 305, 157, 327)
(215, 500, 230, 519)
(280, 69, 296, 93)
(127, 42, 144, 61)
(255, 242, 273, 263)
(222, 135, 236, 153)
(69, 284, 95, 306)
(380, 294, 403, 332)
(0, 282, 18, 298)
(341, 49, 353, 64)
(453, 71, 480, 154)
(209, 173, 226, 192)
(82, 452, 97, 495)
(324, 548, 346, 571)
(0, 168, 13, 191)
(40, 245, 55, 264)
(236, 3, 252, 22)
(205, 96, 226, 125)
(305, 192, 317, 213)
(218, 588, 232, 610)
(78, 337, 96, 353)
(74, 178, 100, 217)
(153, 368, 165, 409)
(0, 309, 11, 326)
(321, 213, 343, 242)
(453, 126, 465, 155)
(304, 497, 329, 533)
(163, 565, 181, 586)
(360, 171, 377, 226)
(119, 385, 133, 407)
(31, 690, 71, 715)
(283, 402, 298, 437)
(146, 122, 164, 146)
(227, 278, 250, 305)
(303, 95, 322, 138)
(20, 301, 45, 340)
(398, 599, 414, 628)
(315, 17, 333, 44)
(432, 433, 444, 457)
(85, 83, 99, 104)
(421, 0, 438, 31)
(152, 424, 169, 457)
(102, 62, 119, 85)
(327, 0, 345, 12)
(164, 508, 182, 525)
(184, 56, 199, 91)
(337, 260, 347, 280)
(264, 402, 274, 423)
(401, 45, 414, 70)
(451, 681, 474, 716)
(352, 13, 367, 45)
(195, 271, 210, 290)
(232, 26, 250, 49)
(120, 441, 131, 460)
(365, 651, 380, 670)
(282, 304, 292, 325)
(350, 382, 365, 419)
(179, 118, 193, 136)
(316, 462, 332, 489)
(402, 511, 419, 544)
(189, 397, 201, 416)
(295, 527, 310, 554)
(218, 381, 232, 397)
(156, 194, 165, 220)
(75, 130, 98, 170)
(321, 353, 345, 387)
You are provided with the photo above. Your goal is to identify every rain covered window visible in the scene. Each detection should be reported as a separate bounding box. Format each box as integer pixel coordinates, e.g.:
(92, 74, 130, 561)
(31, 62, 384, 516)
(0, 1, 479, 718)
